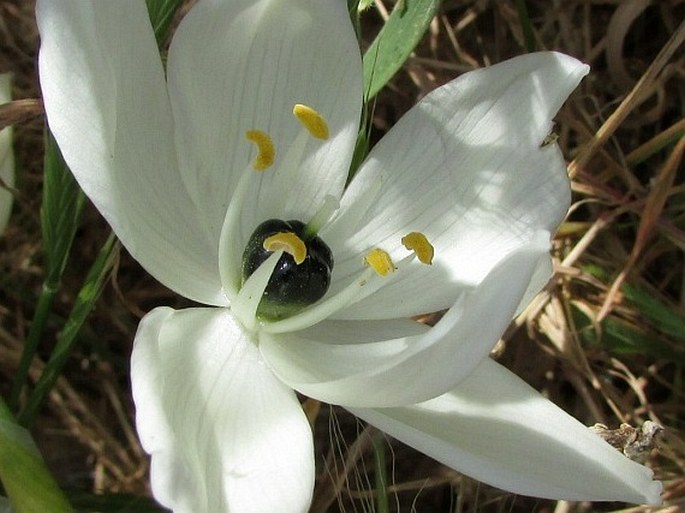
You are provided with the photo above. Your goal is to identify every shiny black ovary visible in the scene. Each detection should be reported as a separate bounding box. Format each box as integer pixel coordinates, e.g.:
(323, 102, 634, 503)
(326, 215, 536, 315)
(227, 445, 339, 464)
(241, 219, 333, 320)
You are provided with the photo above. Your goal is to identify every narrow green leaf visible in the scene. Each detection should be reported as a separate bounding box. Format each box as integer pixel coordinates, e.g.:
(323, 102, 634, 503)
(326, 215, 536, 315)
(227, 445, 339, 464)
(10, 132, 84, 408)
(571, 304, 682, 361)
(0, 399, 73, 513)
(41, 132, 85, 285)
(363, 0, 442, 99)
(580, 264, 685, 361)
(19, 234, 118, 427)
(620, 283, 685, 343)
(514, 0, 536, 52)
(145, 0, 184, 44)
(348, 121, 371, 184)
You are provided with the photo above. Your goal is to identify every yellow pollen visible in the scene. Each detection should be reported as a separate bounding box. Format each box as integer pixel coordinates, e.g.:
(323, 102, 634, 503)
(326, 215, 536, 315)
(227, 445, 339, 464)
(263, 232, 307, 264)
(245, 130, 275, 170)
(293, 104, 329, 140)
(364, 248, 395, 276)
(401, 232, 434, 265)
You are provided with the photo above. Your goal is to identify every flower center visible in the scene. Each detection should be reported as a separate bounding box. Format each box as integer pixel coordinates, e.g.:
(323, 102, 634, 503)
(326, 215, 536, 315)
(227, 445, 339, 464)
(223, 102, 436, 333)
(241, 219, 333, 321)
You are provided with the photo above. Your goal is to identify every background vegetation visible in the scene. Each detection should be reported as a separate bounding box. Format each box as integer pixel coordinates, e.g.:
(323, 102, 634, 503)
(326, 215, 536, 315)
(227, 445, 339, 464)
(0, 0, 682, 512)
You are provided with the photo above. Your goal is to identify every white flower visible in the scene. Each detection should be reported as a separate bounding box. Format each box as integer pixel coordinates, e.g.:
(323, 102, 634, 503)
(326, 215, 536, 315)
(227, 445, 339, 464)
(0, 73, 14, 235)
(37, 1, 662, 512)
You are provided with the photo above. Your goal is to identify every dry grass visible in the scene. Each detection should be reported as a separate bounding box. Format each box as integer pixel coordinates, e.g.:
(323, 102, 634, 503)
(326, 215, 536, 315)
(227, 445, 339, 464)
(0, 0, 683, 512)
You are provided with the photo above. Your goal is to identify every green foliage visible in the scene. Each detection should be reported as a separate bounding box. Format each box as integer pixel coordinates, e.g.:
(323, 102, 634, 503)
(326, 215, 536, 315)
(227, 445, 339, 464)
(372, 432, 390, 513)
(41, 133, 85, 285)
(573, 266, 685, 361)
(18, 234, 118, 427)
(0, 400, 73, 513)
(362, 0, 442, 99)
(572, 304, 679, 360)
(350, 1, 442, 179)
(348, 124, 371, 184)
(145, 0, 184, 44)
(514, 0, 536, 52)
(10, 133, 84, 408)
(621, 282, 685, 343)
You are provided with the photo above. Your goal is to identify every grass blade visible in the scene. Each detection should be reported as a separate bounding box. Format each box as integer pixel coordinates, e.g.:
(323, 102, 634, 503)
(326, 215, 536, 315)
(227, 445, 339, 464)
(10, 132, 84, 408)
(18, 233, 118, 427)
(514, 0, 536, 52)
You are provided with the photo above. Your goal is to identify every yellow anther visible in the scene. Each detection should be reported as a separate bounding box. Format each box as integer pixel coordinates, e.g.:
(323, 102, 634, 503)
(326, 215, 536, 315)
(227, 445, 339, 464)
(293, 104, 329, 140)
(364, 248, 396, 276)
(245, 130, 275, 170)
(401, 232, 434, 265)
(263, 232, 307, 264)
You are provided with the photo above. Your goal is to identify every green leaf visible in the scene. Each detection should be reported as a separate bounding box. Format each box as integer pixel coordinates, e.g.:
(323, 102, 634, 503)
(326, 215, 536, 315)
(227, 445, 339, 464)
(347, 119, 371, 184)
(579, 264, 685, 361)
(19, 233, 118, 427)
(362, 0, 442, 99)
(145, 0, 184, 44)
(10, 132, 84, 408)
(620, 283, 685, 343)
(571, 303, 683, 361)
(0, 400, 73, 513)
(41, 132, 85, 287)
(514, 0, 536, 52)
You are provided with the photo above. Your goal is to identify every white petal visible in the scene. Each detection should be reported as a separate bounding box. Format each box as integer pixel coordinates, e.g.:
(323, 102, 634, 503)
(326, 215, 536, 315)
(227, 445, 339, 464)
(322, 52, 588, 319)
(260, 237, 549, 407)
(0, 73, 14, 235)
(36, 0, 224, 305)
(167, 0, 362, 250)
(132, 307, 314, 513)
(349, 358, 662, 505)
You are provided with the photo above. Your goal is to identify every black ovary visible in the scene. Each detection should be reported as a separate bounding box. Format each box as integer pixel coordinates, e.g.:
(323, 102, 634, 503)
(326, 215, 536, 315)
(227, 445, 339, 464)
(241, 219, 333, 320)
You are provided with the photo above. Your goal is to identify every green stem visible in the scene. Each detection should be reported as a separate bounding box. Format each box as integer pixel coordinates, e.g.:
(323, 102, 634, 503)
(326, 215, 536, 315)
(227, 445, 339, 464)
(515, 0, 536, 52)
(372, 431, 390, 513)
(9, 284, 57, 408)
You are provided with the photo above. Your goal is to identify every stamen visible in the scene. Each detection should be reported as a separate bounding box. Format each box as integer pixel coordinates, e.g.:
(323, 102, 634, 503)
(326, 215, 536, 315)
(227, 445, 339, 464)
(263, 252, 415, 334)
(364, 248, 396, 276)
(263, 232, 307, 264)
(293, 104, 329, 140)
(245, 130, 275, 170)
(401, 232, 434, 265)
(218, 162, 260, 299)
(262, 267, 375, 334)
